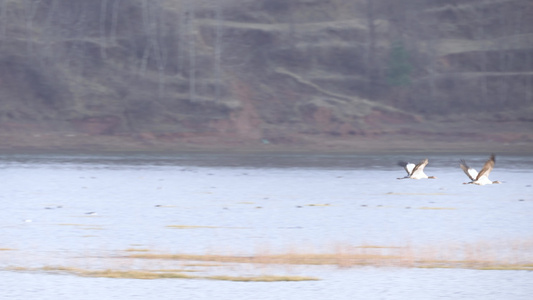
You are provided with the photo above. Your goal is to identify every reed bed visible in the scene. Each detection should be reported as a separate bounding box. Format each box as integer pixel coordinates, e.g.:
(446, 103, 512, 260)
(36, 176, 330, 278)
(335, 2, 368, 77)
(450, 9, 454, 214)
(7, 266, 318, 281)
(128, 238, 533, 271)
(2, 238, 532, 281)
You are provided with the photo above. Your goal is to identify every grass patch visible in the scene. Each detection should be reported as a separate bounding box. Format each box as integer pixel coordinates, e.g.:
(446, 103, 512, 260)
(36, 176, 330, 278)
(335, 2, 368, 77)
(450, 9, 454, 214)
(124, 248, 151, 252)
(128, 253, 402, 267)
(183, 263, 227, 267)
(4, 239, 532, 281)
(152, 269, 200, 273)
(206, 275, 319, 282)
(127, 238, 533, 271)
(417, 261, 533, 271)
(126, 250, 533, 271)
(475, 264, 533, 271)
(7, 266, 318, 281)
(84, 270, 195, 279)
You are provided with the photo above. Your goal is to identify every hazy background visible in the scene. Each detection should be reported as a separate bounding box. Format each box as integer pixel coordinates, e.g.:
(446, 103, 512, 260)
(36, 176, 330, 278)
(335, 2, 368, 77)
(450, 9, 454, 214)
(0, 0, 532, 152)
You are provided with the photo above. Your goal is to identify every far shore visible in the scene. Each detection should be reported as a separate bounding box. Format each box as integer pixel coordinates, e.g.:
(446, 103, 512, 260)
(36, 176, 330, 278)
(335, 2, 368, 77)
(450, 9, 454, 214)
(0, 130, 532, 155)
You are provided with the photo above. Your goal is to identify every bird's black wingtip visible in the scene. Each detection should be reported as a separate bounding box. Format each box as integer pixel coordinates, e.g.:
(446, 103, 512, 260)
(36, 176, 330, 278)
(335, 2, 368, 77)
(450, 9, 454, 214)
(397, 161, 408, 167)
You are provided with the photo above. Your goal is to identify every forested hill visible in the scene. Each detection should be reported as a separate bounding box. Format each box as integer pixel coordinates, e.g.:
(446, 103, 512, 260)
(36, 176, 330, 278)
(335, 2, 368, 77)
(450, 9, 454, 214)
(0, 0, 532, 151)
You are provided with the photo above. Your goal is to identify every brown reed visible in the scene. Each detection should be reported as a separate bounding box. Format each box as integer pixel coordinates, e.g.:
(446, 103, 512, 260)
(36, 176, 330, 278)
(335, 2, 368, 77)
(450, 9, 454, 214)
(127, 238, 533, 270)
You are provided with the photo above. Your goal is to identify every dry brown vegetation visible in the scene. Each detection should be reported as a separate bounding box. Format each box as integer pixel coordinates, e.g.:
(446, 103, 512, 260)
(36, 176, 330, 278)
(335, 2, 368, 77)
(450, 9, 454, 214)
(7, 266, 318, 282)
(128, 238, 533, 271)
(2, 238, 532, 281)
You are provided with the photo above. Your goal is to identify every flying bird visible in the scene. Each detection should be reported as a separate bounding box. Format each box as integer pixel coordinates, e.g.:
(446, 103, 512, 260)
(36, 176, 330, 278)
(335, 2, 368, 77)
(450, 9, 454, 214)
(460, 154, 501, 185)
(397, 158, 437, 179)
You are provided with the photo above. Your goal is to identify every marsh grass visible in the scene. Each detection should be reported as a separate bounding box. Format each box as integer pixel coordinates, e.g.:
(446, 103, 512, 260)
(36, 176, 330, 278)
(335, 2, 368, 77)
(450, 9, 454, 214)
(128, 238, 533, 271)
(205, 275, 319, 282)
(3, 238, 532, 282)
(24, 267, 197, 280)
(8, 266, 318, 281)
(184, 264, 226, 268)
(152, 268, 200, 273)
(83, 270, 195, 279)
(124, 248, 151, 252)
(129, 253, 398, 266)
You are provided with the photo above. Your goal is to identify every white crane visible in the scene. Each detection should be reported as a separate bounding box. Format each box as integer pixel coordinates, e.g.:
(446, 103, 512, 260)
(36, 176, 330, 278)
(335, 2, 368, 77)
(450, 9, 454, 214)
(460, 154, 501, 185)
(397, 158, 437, 180)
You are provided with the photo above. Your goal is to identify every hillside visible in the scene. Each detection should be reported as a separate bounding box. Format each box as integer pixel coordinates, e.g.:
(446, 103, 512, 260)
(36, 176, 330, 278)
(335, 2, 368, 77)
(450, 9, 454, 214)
(0, 0, 532, 153)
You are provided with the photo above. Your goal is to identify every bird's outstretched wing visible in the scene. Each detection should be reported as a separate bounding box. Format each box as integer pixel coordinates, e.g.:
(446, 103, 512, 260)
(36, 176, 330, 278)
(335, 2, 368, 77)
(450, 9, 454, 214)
(476, 154, 495, 180)
(398, 161, 415, 176)
(411, 159, 428, 177)
(460, 159, 477, 181)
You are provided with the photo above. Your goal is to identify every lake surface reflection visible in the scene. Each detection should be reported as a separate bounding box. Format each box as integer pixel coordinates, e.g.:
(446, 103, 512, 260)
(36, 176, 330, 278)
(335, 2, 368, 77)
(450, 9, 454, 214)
(0, 152, 532, 299)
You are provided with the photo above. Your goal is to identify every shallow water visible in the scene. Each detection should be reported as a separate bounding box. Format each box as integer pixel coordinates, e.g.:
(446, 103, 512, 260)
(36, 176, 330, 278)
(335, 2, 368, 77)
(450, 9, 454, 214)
(2, 267, 533, 300)
(0, 152, 532, 299)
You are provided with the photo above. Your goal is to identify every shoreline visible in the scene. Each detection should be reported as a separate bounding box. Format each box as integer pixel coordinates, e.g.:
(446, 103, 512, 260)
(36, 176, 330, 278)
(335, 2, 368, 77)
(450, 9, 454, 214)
(0, 131, 532, 155)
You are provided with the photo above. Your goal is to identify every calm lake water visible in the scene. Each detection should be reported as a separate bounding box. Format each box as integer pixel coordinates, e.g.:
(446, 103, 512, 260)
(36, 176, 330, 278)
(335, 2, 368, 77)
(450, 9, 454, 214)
(0, 152, 532, 299)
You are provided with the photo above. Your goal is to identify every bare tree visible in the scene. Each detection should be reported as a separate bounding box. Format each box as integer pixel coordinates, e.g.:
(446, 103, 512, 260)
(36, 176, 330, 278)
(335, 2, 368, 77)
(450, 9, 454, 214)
(364, 0, 378, 89)
(138, 0, 150, 77)
(153, 1, 168, 98)
(137, 0, 169, 97)
(526, 5, 533, 105)
(511, 4, 529, 106)
(40, 0, 60, 66)
(23, 0, 42, 57)
(0, 0, 7, 39)
(214, 0, 224, 102)
(525, 51, 533, 105)
(110, 0, 122, 45)
(186, 0, 196, 102)
(473, 5, 488, 106)
(100, 0, 109, 60)
(497, 4, 512, 107)
(65, 2, 90, 77)
(176, 0, 186, 73)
